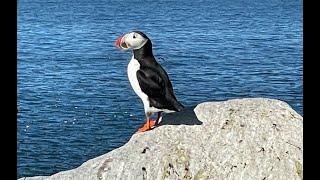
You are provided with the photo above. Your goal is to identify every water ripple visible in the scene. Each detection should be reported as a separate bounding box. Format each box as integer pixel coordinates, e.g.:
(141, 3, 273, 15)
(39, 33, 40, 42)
(18, 0, 302, 178)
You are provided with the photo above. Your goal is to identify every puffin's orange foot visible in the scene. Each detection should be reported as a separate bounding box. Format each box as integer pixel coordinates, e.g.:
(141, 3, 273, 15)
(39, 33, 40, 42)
(137, 119, 156, 133)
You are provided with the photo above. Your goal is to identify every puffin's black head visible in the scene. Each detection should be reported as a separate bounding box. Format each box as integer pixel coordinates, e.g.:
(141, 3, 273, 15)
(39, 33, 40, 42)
(115, 31, 150, 50)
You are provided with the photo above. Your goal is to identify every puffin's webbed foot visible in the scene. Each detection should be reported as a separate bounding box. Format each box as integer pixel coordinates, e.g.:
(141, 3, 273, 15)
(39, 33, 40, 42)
(136, 119, 156, 133)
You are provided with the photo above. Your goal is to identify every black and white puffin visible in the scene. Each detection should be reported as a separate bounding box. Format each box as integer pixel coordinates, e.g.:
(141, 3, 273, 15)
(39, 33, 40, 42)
(115, 31, 184, 132)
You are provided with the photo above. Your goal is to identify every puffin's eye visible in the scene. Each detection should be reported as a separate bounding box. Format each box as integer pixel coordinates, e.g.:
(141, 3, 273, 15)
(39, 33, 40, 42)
(133, 34, 136, 39)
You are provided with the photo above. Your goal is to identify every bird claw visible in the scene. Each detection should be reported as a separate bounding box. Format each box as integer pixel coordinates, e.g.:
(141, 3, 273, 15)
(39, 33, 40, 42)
(136, 119, 156, 133)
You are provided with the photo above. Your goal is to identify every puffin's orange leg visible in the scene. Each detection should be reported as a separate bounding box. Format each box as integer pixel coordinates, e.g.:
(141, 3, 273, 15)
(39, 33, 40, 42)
(137, 119, 156, 132)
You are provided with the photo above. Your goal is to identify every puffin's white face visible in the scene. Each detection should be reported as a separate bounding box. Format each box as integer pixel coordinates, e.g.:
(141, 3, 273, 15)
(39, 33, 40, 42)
(115, 32, 148, 50)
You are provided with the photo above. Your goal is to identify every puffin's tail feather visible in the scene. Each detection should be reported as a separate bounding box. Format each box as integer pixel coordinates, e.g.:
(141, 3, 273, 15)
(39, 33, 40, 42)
(173, 100, 184, 112)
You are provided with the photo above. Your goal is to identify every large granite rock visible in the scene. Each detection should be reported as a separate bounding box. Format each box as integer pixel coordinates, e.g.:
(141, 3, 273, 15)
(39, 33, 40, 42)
(19, 98, 303, 180)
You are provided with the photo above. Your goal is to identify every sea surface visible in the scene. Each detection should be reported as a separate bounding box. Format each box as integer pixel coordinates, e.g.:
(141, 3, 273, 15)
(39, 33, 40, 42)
(17, 0, 303, 178)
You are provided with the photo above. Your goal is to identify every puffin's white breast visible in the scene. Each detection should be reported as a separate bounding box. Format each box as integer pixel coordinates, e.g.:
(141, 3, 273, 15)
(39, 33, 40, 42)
(127, 56, 150, 111)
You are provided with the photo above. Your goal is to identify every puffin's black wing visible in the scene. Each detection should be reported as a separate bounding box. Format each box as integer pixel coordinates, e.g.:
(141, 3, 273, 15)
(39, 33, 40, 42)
(136, 67, 166, 98)
(136, 66, 184, 111)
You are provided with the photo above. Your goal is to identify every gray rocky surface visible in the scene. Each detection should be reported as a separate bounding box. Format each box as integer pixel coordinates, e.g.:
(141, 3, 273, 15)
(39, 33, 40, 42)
(19, 98, 303, 180)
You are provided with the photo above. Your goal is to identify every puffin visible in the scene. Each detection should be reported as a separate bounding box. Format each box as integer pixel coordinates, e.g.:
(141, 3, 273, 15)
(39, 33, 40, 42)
(114, 31, 184, 132)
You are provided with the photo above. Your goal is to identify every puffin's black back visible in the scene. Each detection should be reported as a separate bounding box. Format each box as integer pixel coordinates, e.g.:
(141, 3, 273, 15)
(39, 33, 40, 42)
(133, 33, 184, 112)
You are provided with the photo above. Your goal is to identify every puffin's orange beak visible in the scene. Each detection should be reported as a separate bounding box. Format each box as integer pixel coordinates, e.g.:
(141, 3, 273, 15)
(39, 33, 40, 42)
(115, 35, 123, 48)
(115, 35, 129, 49)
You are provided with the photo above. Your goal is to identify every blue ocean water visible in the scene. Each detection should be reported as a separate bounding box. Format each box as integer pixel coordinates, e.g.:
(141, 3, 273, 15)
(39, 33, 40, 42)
(17, 0, 303, 178)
